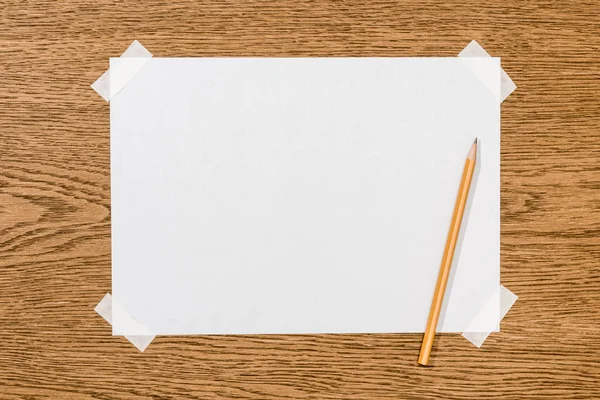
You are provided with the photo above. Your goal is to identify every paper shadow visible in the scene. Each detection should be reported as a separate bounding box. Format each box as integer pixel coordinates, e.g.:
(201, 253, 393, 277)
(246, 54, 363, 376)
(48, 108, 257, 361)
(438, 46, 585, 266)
(436, 139, 482, 331)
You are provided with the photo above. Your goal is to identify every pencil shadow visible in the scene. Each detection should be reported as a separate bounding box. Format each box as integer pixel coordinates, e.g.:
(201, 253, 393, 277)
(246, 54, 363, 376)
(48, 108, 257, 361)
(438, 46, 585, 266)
(436, 139, 482, 331)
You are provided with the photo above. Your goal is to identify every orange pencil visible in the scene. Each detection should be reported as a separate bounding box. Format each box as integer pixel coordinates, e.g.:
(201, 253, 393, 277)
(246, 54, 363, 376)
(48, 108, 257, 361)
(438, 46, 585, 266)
(418, 138, 478, 366)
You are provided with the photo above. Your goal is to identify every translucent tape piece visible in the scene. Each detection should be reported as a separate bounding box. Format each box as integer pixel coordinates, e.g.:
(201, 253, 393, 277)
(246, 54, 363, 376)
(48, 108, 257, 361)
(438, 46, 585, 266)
(459, 40, 517, 102)
(462, 285, 518, 348)
(90, 40, 152, 102)
(94, 293, 155, 352)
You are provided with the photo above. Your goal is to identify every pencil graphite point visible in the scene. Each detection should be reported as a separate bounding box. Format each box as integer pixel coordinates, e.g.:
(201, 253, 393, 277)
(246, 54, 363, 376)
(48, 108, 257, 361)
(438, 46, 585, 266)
(468, 139, 478, 160)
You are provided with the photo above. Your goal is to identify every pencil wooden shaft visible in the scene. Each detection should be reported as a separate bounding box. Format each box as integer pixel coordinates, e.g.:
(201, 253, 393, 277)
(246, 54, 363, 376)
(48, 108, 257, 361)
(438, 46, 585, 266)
(418, 142, 477, 366)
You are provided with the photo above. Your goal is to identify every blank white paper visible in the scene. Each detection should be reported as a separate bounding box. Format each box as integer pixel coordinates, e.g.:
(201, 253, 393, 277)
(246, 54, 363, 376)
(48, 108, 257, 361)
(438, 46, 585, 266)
(110, 57, 500, 335)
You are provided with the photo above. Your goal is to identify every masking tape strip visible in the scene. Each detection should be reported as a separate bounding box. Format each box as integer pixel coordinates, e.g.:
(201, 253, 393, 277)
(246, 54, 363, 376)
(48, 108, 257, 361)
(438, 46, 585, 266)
(462, 285, 518, 348)
(458, 40, 517, 102)
(94, 293, 155, 352)
(91, 40, 152, 102)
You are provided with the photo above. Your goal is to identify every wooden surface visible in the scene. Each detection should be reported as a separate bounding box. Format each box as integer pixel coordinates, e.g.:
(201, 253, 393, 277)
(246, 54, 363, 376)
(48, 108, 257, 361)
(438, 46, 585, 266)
(1, 0, 599, 398)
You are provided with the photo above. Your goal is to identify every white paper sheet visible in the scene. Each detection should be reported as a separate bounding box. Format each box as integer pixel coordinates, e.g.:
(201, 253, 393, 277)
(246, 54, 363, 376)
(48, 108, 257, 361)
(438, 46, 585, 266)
(110, 57, 500, 335)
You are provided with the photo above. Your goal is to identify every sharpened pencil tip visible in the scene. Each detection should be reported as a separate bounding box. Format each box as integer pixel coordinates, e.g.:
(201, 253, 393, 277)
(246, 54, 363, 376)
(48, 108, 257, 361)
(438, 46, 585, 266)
(468, 139, 478, 160)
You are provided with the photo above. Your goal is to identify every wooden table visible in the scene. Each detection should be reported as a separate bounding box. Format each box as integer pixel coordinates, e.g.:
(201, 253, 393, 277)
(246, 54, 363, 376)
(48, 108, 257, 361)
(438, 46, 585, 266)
(1, 1, 599, 398)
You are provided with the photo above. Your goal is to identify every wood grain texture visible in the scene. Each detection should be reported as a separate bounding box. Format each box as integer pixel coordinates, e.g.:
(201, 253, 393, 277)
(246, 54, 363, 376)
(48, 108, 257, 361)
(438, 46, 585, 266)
(1, 0, 599, 398)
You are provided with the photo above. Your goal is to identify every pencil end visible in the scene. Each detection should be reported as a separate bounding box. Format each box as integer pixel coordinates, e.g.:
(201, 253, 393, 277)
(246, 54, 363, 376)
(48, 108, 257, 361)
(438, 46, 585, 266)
(468, 139, 478, 159)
